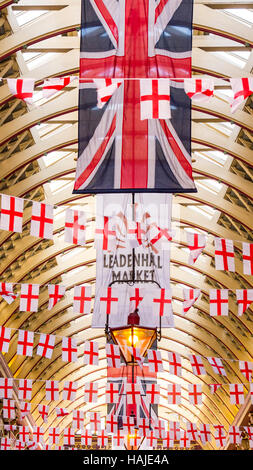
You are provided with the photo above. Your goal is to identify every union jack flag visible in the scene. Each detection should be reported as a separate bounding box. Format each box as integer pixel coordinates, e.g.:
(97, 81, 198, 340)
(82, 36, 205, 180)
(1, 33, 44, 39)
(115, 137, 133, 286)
(74, 79, 196, 193)
(80, 0, 193, 79)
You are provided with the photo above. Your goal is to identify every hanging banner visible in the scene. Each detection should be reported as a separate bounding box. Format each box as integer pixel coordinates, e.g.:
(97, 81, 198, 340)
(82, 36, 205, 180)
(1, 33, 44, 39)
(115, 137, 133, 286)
(74, 79, 196, 193)
(92, 193, 174, 328)
(79, 0, 193, 79)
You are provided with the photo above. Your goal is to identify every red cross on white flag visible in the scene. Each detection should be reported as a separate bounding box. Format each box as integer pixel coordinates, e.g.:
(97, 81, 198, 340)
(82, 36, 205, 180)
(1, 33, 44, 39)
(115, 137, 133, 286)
(38, 404, 49, 423)
(169, 421, 181, 441)
(168, 351, 182, 376)
(99, 287, 119, 315)
(230, 78, 253, 113)
(15, 440, 26, 450)
(167, 383, 181, 405)
(0, 195, 24, 233)
(17, 330, 34, 356)
(214, 238, 235, 272)
(183, 288, 200, 314)
(184, 78, 214, 102)
(33, 426, 44, 443)
(42, 76, 76, 98)
(106, 383, 120, 403)
(236, 289, 253, 316)
(229, 383, 245, 405)
(0, 326, 11, 353)
(62, 381, 78, 401)
(63, 428, 75, 446)
(128, 287, 145, 310)
(239, 360, 253, 381)
(145, 384, 160, 404)
(3, 399, 15, 420)
(18, 426, 30, 443)
(95, 216, 116, 251)
(112, 431, 125, 448)
(189, 354, 206, 376)
(106, 343, 121, 368)
(7, 78, 35, 104)
(186, 232, 206, 265)
(18, 379, 33, 401)
(186, 422, 198, 441)
(81, 429, 93, 446)
(151, 288, 172, 317)
(145, 430, 157, 449)
(209, 289, 229, 316)
(73, 284, 92, 314)
(83, 341, 99, 366)
(214, 425, 226, 448)
(84, 382, 98, 403)
(180, 430, 190, 449)
(0, 282, 17, 305)
(64, 208, 87, 246)
(198, 423, 211, 444)
(49, 427, 60, 445)
(97, 429, 108, 448)
(147, 349, 163, 373)
(20, 401, 31, 419)
(36, 333, 55, 359)
(73, 410, 85, 430)
(148, 225, 174, 250)
(137, 418, 150, 436)
(45, 380, 59, 401)
(126, 346, 144, 368)
(89, 411, 101, 432)
(128, 431, 142, 448)
(244, 426, 253, 441)
(19, 283, 40, 312)
(242, 242, 253, 275)
(155, 421, 167, 441)
(188, 383, 202, 405)
(48, 284, 66, 310)
(209, 383, 222, 394)
(94, 79, 123, 108)
(30, 201, 54, 239)
(0, 437, 11, 451)
(62, 337, 78, 362)
(162, 431, 174, 449)
(0, 378, 13, 399)
(229, 426, 241, 445)
(207, 357, 226, 376)
(140, 79, 171, 119)
(126, 220, 147, 248)
(56, 407, 69, 417)
(126, 383, 141, 405)
(106, 414, 118, 434)
(122, 416, 135, 435)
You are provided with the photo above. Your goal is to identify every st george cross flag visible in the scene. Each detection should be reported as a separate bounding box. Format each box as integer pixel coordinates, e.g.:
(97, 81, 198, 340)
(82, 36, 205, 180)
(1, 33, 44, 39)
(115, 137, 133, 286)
(229, 426, 241, 445)
(186, 231, 206, 265)
(18, 379, 33, 401)
(55, 407, 69, 417)
(0, 282, 17, 304)
(147, 349, 163, 373)
(0, 195, 24, 233)
(236, 289, 253, 316)
(83, 341, 99, 366)
(94, 79, 123, 108)
(36, 333, 55, 359)
(183, 288, 200, 314)
(239, 361, 253, 382)
(73, 410, 85, 429)
(168, 351, 182, 377)
(45, 380, 59, 401)
(242, 242, 253, 275)
(209, 289, 229, 317)
(150, 287, 172, 318)
(64, 208, 87, 245)
(38, 404, 49, 423)
(0, 326, 11, 353)
(7, 78, 35, 104)
(3, 399, 15, 420)
(84, 382, 98, 402)
(17, 330, 34, 356)
(73, 284, 92, 314)
(189, 354, 206, 376)
(62, 337, 78, 362)
(188, 383, 202, 405)
(229, 383, 245, 405)
(184, 78, 214, 102)
(19, 283, 40, 312)
(42, 76, 76, 99)
(167, 383, 181, 404)
(207, 357, 226, 376)
(106, 343, 121, 368)
(214, 238, 235, 272)
(209, 383, 222, 394)
(79, 0, 193, 79)
(229, 78, 253, 113)
(0, 378, 13, 399)
(62, 381, 78, 401)
(140, 79, 171, 120)
(198, 423, 211, 444)
(30, 201, 54, 239)
(74, 79, 196, 193)
(48, 284, 66, 310)
(186, 422, 198, 441)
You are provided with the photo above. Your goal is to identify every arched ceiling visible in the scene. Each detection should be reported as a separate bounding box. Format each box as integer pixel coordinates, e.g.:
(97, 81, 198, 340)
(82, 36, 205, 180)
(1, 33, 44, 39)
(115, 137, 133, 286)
(0, 0, 253, 450)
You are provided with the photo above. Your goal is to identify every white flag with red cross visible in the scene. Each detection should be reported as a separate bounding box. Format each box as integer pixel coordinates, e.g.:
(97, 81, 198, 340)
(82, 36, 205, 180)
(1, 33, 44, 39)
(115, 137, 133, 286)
(214, 238, 235, 272)
(140, 79, 171, 120)
(88, 411, 101, 432)
(188, 383, 202, 405)
(126, 346, 144, 368)
(0, 437, 12, 451)
(229, 426, 242, 445)
(19, 283, 40, 312)
(214, 425, 226, 449)
(198, 423, 211, 444)
(209, 383, 222, 394)
(122, 416, 135, 435)
(150, 288, 172, 318)
(84, 382, 98, 403)
(128, 286, 145, 311)
(97, 429, 109, 448)
(189, 354, 206, 376)
(48, 284, 66, 310)
(106, 383, 120, 404)
(0, 282, 18, 305)
(145, 430, 157, 449)
(63, 428, 75, 446)
(186, 231, 206, 265)
(168, 351, 182, 377)
(33, 426, 44, 443)
(81, 429, 93, 446)
(229, 383, 245, 405)
(112, 431, 125, 448)
(169, 421, 181, 441)
(0, 326, 11, 353)
(209, 289, 229, 316)
(45, 380, 59, 401)
(18, 379, 33, 401)
(126, 383, 141, 405)
(242, 242, 253, 275)
(17, 330, 34, 356)
(186, 422, 198, 441)
(62, 381, 78, 401)
(56, 407, 69, 418)
(64, 208, 87, 246)
(239, 360, 253, 381)
(147, 349, 163, 373)
(36, 333, 55, 359)
(73, 410, 85, 430)
(7, 78, 35, 104)
(49, 427, 60, 445)
(38, 404, 49, 423)
(167, 383, 181, 405)
(137, 418, 151, 436)
(94, 79, 123, 108)
(62, 337, 78, 362)
(0, 378, 13, 399)
(236, 289, 253, 316)
(145, 384, 160, 404)
(184, 78, 214, 102)
(83, 341, 99, 366)
(106, 343, 121, 368)
(106, 414, 118, 434)
(180, 430, 191, 449)
(18, 426, 30, 443)
(207, 357, 226, 376)
(0, 195, 24, 233)
(229, 78, 253, 113)
(30, 201, 54, 239)
(95, 215, 116, 252)
(20, 401, 31, 419)
(147, 225, 174, 251)
(42, 76, 76, 99)
(183, 288, 200, 314)
(3, 399, 15, 420)
(73, 284, 92, 314)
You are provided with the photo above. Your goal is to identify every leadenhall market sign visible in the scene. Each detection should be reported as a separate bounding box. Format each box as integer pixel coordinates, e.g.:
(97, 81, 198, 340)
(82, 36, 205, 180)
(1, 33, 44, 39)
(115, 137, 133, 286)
(103, 252, 163, 282)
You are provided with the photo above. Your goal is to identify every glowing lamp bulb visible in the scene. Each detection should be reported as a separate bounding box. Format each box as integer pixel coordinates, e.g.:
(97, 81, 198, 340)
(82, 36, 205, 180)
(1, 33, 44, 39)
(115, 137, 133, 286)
(128, 334, 139, 346)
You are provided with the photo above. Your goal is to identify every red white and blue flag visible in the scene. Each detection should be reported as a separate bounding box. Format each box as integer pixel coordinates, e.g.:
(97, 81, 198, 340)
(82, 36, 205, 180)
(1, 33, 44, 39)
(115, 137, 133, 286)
(79, 0, 193, 79)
